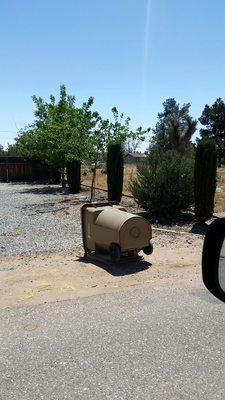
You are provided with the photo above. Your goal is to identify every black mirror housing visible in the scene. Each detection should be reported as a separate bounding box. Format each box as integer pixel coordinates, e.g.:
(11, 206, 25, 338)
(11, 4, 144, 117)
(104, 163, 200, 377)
(202, 218, 225, 302)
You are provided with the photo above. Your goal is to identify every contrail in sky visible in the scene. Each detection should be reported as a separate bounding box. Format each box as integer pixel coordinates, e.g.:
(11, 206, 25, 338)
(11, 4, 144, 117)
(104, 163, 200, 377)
(142, 0, 152, 100)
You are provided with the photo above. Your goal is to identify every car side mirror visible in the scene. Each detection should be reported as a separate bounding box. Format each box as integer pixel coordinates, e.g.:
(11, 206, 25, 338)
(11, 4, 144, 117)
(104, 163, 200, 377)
(202, 218, 225, 302)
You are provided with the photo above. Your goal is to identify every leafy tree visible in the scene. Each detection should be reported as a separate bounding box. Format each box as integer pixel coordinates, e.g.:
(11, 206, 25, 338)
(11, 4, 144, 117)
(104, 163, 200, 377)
(106, 108, 148, 145)
(199, 98, 225, 165)
(151, 98, 197, 153)
(87, 115, 108, 200)
(15, 85, 95, 190)
(6, 143, 20, 156)
(126, 126, 150, 153)
(130, 147, 195, 216)
(88, 108, 149, 200)
(0, 144, 19, 156)
(194, 140, 217, 223)
(14, 85, 149, 197)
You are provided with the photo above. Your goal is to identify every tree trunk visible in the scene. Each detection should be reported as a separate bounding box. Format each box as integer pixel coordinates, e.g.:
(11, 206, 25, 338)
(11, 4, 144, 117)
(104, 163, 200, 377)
(218, 149, 222, 168)
(67, 161, 81, 193)
(61, 168, 66, 188)
(90, 162, 97, 201)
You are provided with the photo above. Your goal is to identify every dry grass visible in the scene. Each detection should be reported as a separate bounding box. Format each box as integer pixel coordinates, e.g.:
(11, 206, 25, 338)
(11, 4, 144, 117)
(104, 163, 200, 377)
(81, 164, 137, 196)
(81, 164, 225, 212)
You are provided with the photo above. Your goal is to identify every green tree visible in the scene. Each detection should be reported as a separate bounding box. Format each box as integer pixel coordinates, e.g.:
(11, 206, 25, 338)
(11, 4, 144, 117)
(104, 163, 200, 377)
(151, 98, 197, 153)
(88, 108, 149, 200)
(199, 98, 225, 165)
(6, 143, 20, 156)
(15, 85, 95, 190)
(14, 85, 149, 197)
(0, 144, 19, 156)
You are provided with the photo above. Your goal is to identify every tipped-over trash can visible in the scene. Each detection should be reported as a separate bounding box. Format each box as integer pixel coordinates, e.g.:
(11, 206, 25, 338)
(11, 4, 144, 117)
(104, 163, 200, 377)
(81, 202, 153, 262)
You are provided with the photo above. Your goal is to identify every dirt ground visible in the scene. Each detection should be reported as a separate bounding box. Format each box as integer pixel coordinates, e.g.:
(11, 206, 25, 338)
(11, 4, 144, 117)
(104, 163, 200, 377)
(1, 181, 220, 310)
(0, 229, 204, 309)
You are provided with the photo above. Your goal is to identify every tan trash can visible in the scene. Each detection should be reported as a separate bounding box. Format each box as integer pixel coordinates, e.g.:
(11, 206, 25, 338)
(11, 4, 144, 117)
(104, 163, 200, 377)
(81, 202, 153, 262)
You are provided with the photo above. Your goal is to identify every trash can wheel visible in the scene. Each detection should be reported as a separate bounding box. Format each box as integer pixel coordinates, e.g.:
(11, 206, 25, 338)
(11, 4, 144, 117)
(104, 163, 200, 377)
(143, 241, 153, 255)
(109, 243, 121, 262)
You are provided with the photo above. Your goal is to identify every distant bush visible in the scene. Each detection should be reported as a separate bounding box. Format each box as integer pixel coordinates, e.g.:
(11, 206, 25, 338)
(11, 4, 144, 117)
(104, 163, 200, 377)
(194, 140, 217, 223)
(107, 142, 124, 202)
(130, 148, 195, 216)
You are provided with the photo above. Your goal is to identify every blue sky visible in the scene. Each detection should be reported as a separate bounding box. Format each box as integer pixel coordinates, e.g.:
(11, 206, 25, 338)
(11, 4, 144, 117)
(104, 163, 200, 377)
(1, 0, 225, 148)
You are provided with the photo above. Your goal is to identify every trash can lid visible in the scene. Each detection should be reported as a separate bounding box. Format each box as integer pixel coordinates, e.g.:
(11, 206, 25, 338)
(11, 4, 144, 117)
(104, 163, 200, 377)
(95, 208, 143, 232)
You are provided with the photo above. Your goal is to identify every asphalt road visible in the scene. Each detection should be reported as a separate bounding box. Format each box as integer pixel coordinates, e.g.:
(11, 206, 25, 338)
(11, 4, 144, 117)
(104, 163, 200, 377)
(1, 281, 225, 400)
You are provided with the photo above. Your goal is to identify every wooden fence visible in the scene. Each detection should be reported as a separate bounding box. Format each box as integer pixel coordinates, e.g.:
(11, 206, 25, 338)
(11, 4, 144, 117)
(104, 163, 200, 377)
(0, 157, 52, 182)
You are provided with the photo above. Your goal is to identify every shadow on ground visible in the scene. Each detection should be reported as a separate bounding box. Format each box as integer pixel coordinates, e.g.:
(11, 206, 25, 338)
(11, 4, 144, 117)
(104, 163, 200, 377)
(8, 182, 89, 197)
(190, 223, 209, 235)
(138, 210, 195, 227)
(20, 198, 88, 215)
(17, 185, 69, 196)
(77, 256, 151, 277)
(138, 210, 210, 236)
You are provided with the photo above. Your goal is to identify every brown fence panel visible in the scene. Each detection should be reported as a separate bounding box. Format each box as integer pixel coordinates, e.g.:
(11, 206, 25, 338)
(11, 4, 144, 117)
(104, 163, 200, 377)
(0, 157, 52, 182)
(0, 164, 7, 181)
(8, 163, 33, 181)
(0, 162, 34, 181)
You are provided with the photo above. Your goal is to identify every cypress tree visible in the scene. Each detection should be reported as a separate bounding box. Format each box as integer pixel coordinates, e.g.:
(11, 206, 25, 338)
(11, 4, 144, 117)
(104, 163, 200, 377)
(194, 140, 217, 223)
(107, 142, 124, 202)
(50, 166, 61, 184)
(66, 160, 81, 194)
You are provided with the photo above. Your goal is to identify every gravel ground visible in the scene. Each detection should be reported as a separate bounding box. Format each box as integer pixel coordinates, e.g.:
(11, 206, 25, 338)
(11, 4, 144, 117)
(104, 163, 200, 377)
(0, 183, 140, 258)
(0, 182, 206, 258)
(0, 183, 90, 257)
